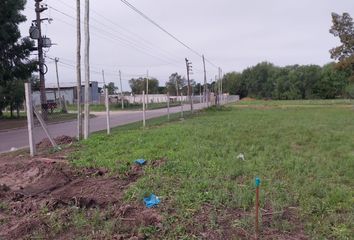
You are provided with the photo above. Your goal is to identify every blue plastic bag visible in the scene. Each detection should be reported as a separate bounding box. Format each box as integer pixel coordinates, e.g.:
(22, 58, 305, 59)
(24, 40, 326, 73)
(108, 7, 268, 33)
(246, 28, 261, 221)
(144, 194, 160, 208)
(135, 159, 146, 165)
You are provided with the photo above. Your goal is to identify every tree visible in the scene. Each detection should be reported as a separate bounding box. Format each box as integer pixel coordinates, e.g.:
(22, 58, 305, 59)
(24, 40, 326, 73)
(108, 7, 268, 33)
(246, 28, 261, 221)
(292, 65, 322, 99)
(314, 63, 350, 99)
(329, 12, 354, 80)
(165, 73, 187, 96)
(223, 72, 247, 97)
(0, 0, 36, 117)
(241, 62, 277, 99)
(158, 86, 166, 94)
(129, 77, 159, 94)
(104, 82, 118, 94)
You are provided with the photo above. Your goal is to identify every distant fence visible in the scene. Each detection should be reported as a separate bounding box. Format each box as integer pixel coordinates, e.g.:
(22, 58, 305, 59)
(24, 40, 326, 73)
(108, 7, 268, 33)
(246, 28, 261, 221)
(109, 93, 240, 105)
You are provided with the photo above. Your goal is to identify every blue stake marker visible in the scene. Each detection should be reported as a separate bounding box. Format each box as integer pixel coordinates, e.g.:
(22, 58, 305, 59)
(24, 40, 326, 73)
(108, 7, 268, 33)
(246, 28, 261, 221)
(255, 177, 261, 239)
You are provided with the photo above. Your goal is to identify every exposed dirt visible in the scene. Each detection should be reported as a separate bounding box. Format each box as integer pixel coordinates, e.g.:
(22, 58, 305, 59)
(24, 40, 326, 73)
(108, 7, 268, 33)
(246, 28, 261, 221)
(188, 204, 308, 240)
(0, 152, 163, 239)
(0, 146, 308, 239)
(36, 135, 76, 149)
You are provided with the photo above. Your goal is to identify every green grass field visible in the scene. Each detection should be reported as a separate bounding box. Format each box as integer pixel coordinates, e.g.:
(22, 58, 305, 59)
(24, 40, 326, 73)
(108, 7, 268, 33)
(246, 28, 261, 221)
(71, 100, 354, 239)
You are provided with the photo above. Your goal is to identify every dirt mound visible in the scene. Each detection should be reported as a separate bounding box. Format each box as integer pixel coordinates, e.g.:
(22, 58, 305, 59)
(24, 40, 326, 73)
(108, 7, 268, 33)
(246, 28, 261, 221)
(0, 154, 163, 239)
(36, 135, 76, 149)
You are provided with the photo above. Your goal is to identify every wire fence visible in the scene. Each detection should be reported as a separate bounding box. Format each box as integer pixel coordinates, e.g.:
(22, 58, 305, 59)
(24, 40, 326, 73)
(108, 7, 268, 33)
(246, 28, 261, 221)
(20, 82, 239, 156)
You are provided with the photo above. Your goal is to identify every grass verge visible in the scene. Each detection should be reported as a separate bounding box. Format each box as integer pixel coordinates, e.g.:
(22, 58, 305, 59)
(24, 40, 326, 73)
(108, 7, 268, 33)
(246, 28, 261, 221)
(67, 102, 182, 112)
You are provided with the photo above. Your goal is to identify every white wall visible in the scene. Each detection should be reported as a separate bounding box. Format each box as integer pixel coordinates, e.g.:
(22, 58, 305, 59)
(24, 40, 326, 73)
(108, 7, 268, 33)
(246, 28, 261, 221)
(32, 89, 75, 106)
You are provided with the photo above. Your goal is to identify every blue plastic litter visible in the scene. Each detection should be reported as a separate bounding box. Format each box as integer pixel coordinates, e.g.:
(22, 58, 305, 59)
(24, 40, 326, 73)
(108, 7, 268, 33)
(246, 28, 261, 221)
(135, 159, 146, 165)
(144, 194, 160, 208)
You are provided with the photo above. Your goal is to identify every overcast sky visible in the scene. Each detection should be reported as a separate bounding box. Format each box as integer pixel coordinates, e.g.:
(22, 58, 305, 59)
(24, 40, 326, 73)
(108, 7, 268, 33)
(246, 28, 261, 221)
(19, 0, 354, 91)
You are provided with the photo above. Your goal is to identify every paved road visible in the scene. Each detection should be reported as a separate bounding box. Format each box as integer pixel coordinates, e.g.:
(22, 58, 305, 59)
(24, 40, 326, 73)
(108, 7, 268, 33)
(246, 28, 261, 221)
(0, 102, 209, 153)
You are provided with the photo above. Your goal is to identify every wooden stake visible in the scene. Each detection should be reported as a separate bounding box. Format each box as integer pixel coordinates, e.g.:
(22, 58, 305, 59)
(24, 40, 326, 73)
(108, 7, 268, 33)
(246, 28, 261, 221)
(255, 177, 261, 239)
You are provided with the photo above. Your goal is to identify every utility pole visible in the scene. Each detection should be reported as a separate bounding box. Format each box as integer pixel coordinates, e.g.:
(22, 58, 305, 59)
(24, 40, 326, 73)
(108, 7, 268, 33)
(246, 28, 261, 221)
(146, 70, 149, 109)
(84, 0, 90, 139)
(119, 70, 124, 109)
(218, 67, 222, 105)
(175, 79, 179, 97)
(102, 70, 106, 86)
(76, 0, 83, 140)
(34, 0, 48, 120)
(185, 58, 193, 113)
(199, 84, 202, 103)
(54, 58, 62, 110)
(215, 75, 218, 106)
(202, 55, 207, 104)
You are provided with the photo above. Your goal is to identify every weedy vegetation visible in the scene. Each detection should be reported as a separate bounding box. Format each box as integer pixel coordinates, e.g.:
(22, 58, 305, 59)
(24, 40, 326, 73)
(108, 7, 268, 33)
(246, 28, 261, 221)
(71, 100, 354, 239)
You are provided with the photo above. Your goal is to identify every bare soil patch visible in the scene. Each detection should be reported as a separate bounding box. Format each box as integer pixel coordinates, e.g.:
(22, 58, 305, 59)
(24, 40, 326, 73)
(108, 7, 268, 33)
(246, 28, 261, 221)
(36, 135, 77, 149)
(0, 152, 162, 239)
(188, 204, 308, 240)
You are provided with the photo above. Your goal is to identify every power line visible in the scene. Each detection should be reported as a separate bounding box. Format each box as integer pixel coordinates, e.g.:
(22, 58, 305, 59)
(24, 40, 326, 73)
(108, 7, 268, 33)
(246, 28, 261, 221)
(47, 5, 185, 68)
(46, 56, 146, 79)
(30, 3, 217, 85)
(55, 0, 185, 64)
(120, 0, 219, 69)
(48, 3, 185, 67)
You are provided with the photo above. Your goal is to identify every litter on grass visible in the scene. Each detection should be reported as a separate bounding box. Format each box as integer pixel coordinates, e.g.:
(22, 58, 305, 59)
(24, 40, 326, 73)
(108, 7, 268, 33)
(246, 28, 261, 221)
(135, 159, 146, 165)
(237, 153, 245, 161)
(144, 194, 161, 208)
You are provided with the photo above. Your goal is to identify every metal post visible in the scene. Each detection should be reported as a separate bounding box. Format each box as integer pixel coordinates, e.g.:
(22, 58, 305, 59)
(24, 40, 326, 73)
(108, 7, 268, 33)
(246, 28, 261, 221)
(25, 83, 36, 156)
(105, 88, 110, 134)
(142, 91, 146, 127)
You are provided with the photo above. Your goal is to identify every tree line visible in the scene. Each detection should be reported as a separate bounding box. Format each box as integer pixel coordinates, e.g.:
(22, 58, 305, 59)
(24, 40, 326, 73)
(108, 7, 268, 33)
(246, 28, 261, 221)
(222, 62, 352, 100)
(222, 12, 354, 100)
